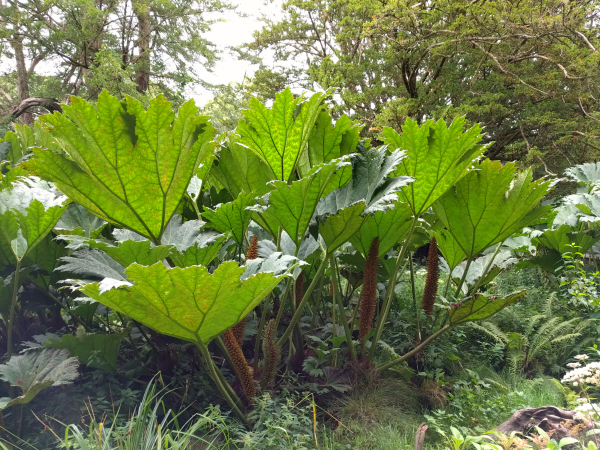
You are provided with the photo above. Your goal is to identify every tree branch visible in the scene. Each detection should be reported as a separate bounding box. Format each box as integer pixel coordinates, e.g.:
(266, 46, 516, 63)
(573, 30, 597, 52)
(5, 97, 62, 122)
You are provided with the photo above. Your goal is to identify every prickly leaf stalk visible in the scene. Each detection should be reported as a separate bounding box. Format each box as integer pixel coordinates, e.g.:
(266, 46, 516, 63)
(295, 271, 305, 308)
(231, 235, 260, 347)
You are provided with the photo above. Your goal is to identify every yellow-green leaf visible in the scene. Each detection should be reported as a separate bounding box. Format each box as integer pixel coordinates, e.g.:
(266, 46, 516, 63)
(448, 290, 526, 325)
(27, 91, 216, 243)
(382, 117, 488, 217)
(79, 258, 296, 344)
(238, 88, 324, 182)
(433, 160, 553, 258)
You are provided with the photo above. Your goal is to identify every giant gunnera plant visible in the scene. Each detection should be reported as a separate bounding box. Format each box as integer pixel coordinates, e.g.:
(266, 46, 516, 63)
(0, 88, 555, 429)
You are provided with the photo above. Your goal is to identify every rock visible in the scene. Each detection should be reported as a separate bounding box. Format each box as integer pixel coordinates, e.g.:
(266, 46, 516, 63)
(496, 406, 595, 441)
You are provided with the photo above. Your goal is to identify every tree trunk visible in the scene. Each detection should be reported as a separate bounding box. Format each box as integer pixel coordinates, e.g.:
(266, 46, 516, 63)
(133, 0, 151, 93)
(12, 35, 33, 125)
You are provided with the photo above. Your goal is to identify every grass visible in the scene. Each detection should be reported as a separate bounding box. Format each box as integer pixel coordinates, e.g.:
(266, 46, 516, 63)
(480, 367, 566, 409)
(321, 423, 433, 450)
(317, 376, 437, 449)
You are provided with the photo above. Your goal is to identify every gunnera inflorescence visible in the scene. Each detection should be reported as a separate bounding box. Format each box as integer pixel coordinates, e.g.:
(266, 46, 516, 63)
(223, 329, 256, 401)
(261, 319, 281, 390)
(232, 235, 259, 347)
(359, 237, 379, 342)
(421, 237, 439, 317)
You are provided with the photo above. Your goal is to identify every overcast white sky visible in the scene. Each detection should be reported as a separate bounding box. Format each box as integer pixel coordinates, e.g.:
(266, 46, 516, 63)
(189, 0, 284, 104)
(0, 0, 286, 104)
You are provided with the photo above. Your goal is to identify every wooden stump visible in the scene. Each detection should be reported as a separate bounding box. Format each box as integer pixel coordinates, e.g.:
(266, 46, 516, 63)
(414, 423, 428, 450)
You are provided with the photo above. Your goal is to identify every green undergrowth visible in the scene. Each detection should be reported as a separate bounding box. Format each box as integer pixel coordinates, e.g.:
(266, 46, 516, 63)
(0, 367, 571, 450)
(322, 376, 427, 449)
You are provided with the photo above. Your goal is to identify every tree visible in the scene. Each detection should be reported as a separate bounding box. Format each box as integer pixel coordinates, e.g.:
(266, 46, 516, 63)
(249, 0, 600, 175)
(0, 0, 232, 123)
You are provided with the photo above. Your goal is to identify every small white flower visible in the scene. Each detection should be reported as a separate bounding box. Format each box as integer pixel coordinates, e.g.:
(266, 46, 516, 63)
(575, 354, 590, 361)
(574, 381, 579, 386)
(567, 362, 582, 368)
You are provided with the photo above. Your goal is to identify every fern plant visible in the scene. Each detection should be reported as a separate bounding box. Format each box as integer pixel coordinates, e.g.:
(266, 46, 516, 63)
(470, 298, 587, 374)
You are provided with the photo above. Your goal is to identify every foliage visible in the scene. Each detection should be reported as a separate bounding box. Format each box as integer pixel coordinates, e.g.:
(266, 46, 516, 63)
(558, 247, 600, 311)
(242, 393, 316, 449)
(43, 331, 124, 371)
(27, 92, 216, 242)
(0, 348, 79, 411)
(53, 378, 232, 450)
(79, 256, 298, 345)
(425, 369, 566, 438)
(248, 0, 600, 174)
(0, 88, 562, 444)
(0, 0, 234, 123)
(433, 159, 552, 260)
(469, 298, 586, 374)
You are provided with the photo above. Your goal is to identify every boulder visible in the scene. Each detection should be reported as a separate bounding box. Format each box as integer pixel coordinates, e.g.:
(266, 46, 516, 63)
(496, 406, 595, 441)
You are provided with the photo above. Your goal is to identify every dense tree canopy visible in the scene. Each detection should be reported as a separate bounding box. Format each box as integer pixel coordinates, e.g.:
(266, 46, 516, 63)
(249, 0, 600, 174)
(0, 0, 231, 128)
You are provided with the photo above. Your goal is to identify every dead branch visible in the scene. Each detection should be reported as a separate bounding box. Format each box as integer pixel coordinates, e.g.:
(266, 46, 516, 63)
(5, 97, 62, 122)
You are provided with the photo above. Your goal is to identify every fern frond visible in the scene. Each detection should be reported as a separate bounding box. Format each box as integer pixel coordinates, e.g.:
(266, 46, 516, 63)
(468, 321, 509, 344)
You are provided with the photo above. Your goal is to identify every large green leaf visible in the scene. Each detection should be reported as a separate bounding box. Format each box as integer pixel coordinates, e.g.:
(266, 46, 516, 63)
(159, 215, 227, 267)
(298, 111, 359, 177)
(27, 91, 216, 242)
(186, 159, 214, 207)
(94, 240, 172, 268)
(382, 117, 488, 217)
(169, 233, 228, 267)
(0, 177, 68, 261)
(0, 124, 35, 164)
(22, 234, 68, 290)
(44, 332, 124, 371)
(237, 88, 324, 182)
(442, 250, 518, 294)
(54, 204, 106, 238)
(448, 290, 526, 325)
(349, 201, 414, 258)
(535, 225, 600, 255)
(57, 249, 130, 292)
(258, 158, 351, 247)
(554, 192, 600, 227)
(433, 160, 553, 259)
(314, 147, 413, 252)
(210, 137, 275, 197)
(59, 215, 224, 268)
(0, 348, 79, 411)
(552, 203, 583, 228)
(77, 255, 298, 344)
(319, 202, 366, 252)
(435, 229, 467, 270)
(316, 146, 413, 216)
(203, 192, 254, 245)
(565, 162, 600, 193)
